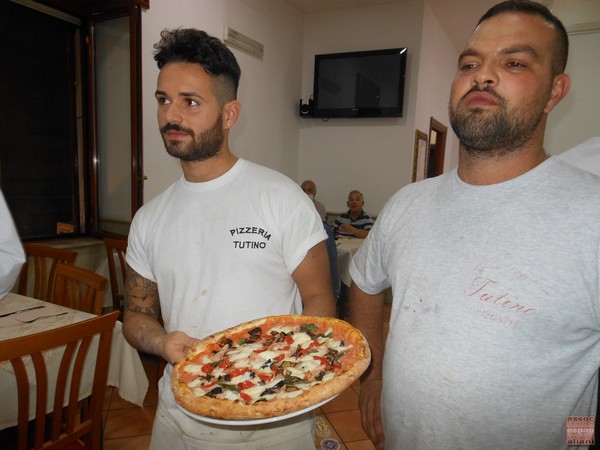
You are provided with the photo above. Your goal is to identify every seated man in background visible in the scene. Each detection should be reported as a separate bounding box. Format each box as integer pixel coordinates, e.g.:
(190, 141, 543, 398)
(300, 180, 340, 300)
(334, 190, 374, 238)
(301, 179, 327, 221)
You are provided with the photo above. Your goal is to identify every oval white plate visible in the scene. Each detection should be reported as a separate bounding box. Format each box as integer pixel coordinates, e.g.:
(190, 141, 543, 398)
(177, 394, 338, 426)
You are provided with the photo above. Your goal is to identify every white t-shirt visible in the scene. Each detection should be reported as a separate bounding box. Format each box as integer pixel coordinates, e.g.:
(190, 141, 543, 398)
(351, 157, 600, 449)
(0, 190, 25, 298)
(127, 158, 326, 448)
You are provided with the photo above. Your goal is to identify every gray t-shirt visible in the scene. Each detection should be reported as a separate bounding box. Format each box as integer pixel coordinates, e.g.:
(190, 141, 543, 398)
(351, 157, 600, 449)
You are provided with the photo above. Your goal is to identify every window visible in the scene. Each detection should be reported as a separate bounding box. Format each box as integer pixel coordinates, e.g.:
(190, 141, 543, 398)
(0, 0, 145, 240)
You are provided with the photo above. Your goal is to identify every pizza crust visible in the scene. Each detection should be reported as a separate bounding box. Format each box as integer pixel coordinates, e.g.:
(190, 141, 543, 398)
(172, 315, 371, 420)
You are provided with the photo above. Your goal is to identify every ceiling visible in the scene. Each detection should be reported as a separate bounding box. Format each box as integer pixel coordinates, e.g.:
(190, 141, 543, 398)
(285, 0, 506, 51)
(284, 0, 600, 50)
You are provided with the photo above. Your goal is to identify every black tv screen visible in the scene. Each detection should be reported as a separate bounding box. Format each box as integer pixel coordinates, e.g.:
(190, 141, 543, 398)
(312, 48, 407, 118)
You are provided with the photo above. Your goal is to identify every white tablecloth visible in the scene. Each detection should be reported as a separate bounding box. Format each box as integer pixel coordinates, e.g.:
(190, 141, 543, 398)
(0, 293, 149, 430)
(335, 237, 364, 287)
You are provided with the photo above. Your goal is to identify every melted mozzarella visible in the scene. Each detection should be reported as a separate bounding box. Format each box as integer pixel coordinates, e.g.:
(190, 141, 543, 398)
(222, 390, 239, 401)
(242, 376, 286, 402)
(292, 332, 312, 347)
(212, 367, 227, 378)
(322, 372, 335, 382)
(336, 344, 353, 352)
(248, 357, 266, 370)
(229, 371, 254, 385)
(192, 386, 208, 396)
(188, 378, 203, 389)
(285, 366, 306, 379)
(228, 346, 256, 362)
(183, 363, 204, 375)
(280, 390, 304, 398)
(256, 350, 280, 361)
(326, 339, 342, 349)
(243, 385, 266, 399)
(297, 358, 321, 372)
(268, 325, 295, 334)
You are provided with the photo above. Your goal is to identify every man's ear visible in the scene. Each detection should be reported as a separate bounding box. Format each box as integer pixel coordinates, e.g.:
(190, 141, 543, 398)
(544, 73, 570, 113)
(223, 100, 241, 129)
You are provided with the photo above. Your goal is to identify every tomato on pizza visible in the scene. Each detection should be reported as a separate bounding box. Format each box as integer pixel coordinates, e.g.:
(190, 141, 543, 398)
(172, 315, 371, 420)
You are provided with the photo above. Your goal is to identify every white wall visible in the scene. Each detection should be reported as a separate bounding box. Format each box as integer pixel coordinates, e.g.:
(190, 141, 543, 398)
(138, 1, 599, 211)
(417, 2, 460, 171)
(297, 0, 425, 215)
(545, 30, 600, 154)
(140, 0, 304, 202)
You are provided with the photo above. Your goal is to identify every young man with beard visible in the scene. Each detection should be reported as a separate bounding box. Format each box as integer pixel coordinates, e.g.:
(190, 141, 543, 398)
(123, 29, 336, 450)
(349, 1, 600, 449)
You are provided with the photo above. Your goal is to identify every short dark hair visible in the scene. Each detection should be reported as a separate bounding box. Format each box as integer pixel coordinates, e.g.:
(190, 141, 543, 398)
(478, 0, 568, 76)
(153, 28, 241, 103)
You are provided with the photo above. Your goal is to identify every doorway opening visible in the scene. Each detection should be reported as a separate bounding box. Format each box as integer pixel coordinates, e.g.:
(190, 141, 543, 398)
(427, 117, 448, 178)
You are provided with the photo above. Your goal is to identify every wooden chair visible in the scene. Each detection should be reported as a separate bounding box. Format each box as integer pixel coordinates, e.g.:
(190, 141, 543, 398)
(103, 237, 128, 314)
(18, 243, 77, 301)
(0, 311, 119, 450)
(52, 262, 108, 315)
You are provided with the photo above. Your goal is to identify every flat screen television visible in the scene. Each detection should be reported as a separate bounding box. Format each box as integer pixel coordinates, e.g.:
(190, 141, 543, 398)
(312, 48, 407, 118)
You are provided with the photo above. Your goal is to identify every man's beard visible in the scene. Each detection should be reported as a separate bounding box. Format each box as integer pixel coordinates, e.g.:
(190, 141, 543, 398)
(449, 86, 549, 157)
(161, 115, 224, 162)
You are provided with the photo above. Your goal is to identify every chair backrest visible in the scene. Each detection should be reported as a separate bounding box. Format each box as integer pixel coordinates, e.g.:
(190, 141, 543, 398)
(0, 311, 119, 450)
(52, 262, 108, 315)
(103, 237, 128, 313)
(18, 243, 78, 301)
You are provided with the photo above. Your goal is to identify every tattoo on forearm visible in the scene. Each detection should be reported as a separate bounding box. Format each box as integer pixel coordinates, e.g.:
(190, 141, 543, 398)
(125, 266, 160, 316)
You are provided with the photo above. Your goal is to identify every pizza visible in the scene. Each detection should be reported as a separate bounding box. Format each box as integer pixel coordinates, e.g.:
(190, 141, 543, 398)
(172, 315, 371, 420)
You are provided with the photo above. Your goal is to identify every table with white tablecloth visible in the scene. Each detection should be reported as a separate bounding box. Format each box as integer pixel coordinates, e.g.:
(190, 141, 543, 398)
(334, 236, 392, 317)
(0, 293, 149, 430)
(335, 237, 364, 287)
(334, 237, 364, 318)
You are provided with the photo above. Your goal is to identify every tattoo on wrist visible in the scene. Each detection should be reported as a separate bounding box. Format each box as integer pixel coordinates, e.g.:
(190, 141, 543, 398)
(129, 303, 158, 315)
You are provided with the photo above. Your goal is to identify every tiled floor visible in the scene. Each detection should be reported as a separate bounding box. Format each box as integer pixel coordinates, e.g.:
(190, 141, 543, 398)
(103, 303, 391, 450)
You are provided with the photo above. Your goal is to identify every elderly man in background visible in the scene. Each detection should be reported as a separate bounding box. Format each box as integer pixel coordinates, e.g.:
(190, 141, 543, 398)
(334, 190, 374, 239)
(301, 179, 327, 221)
